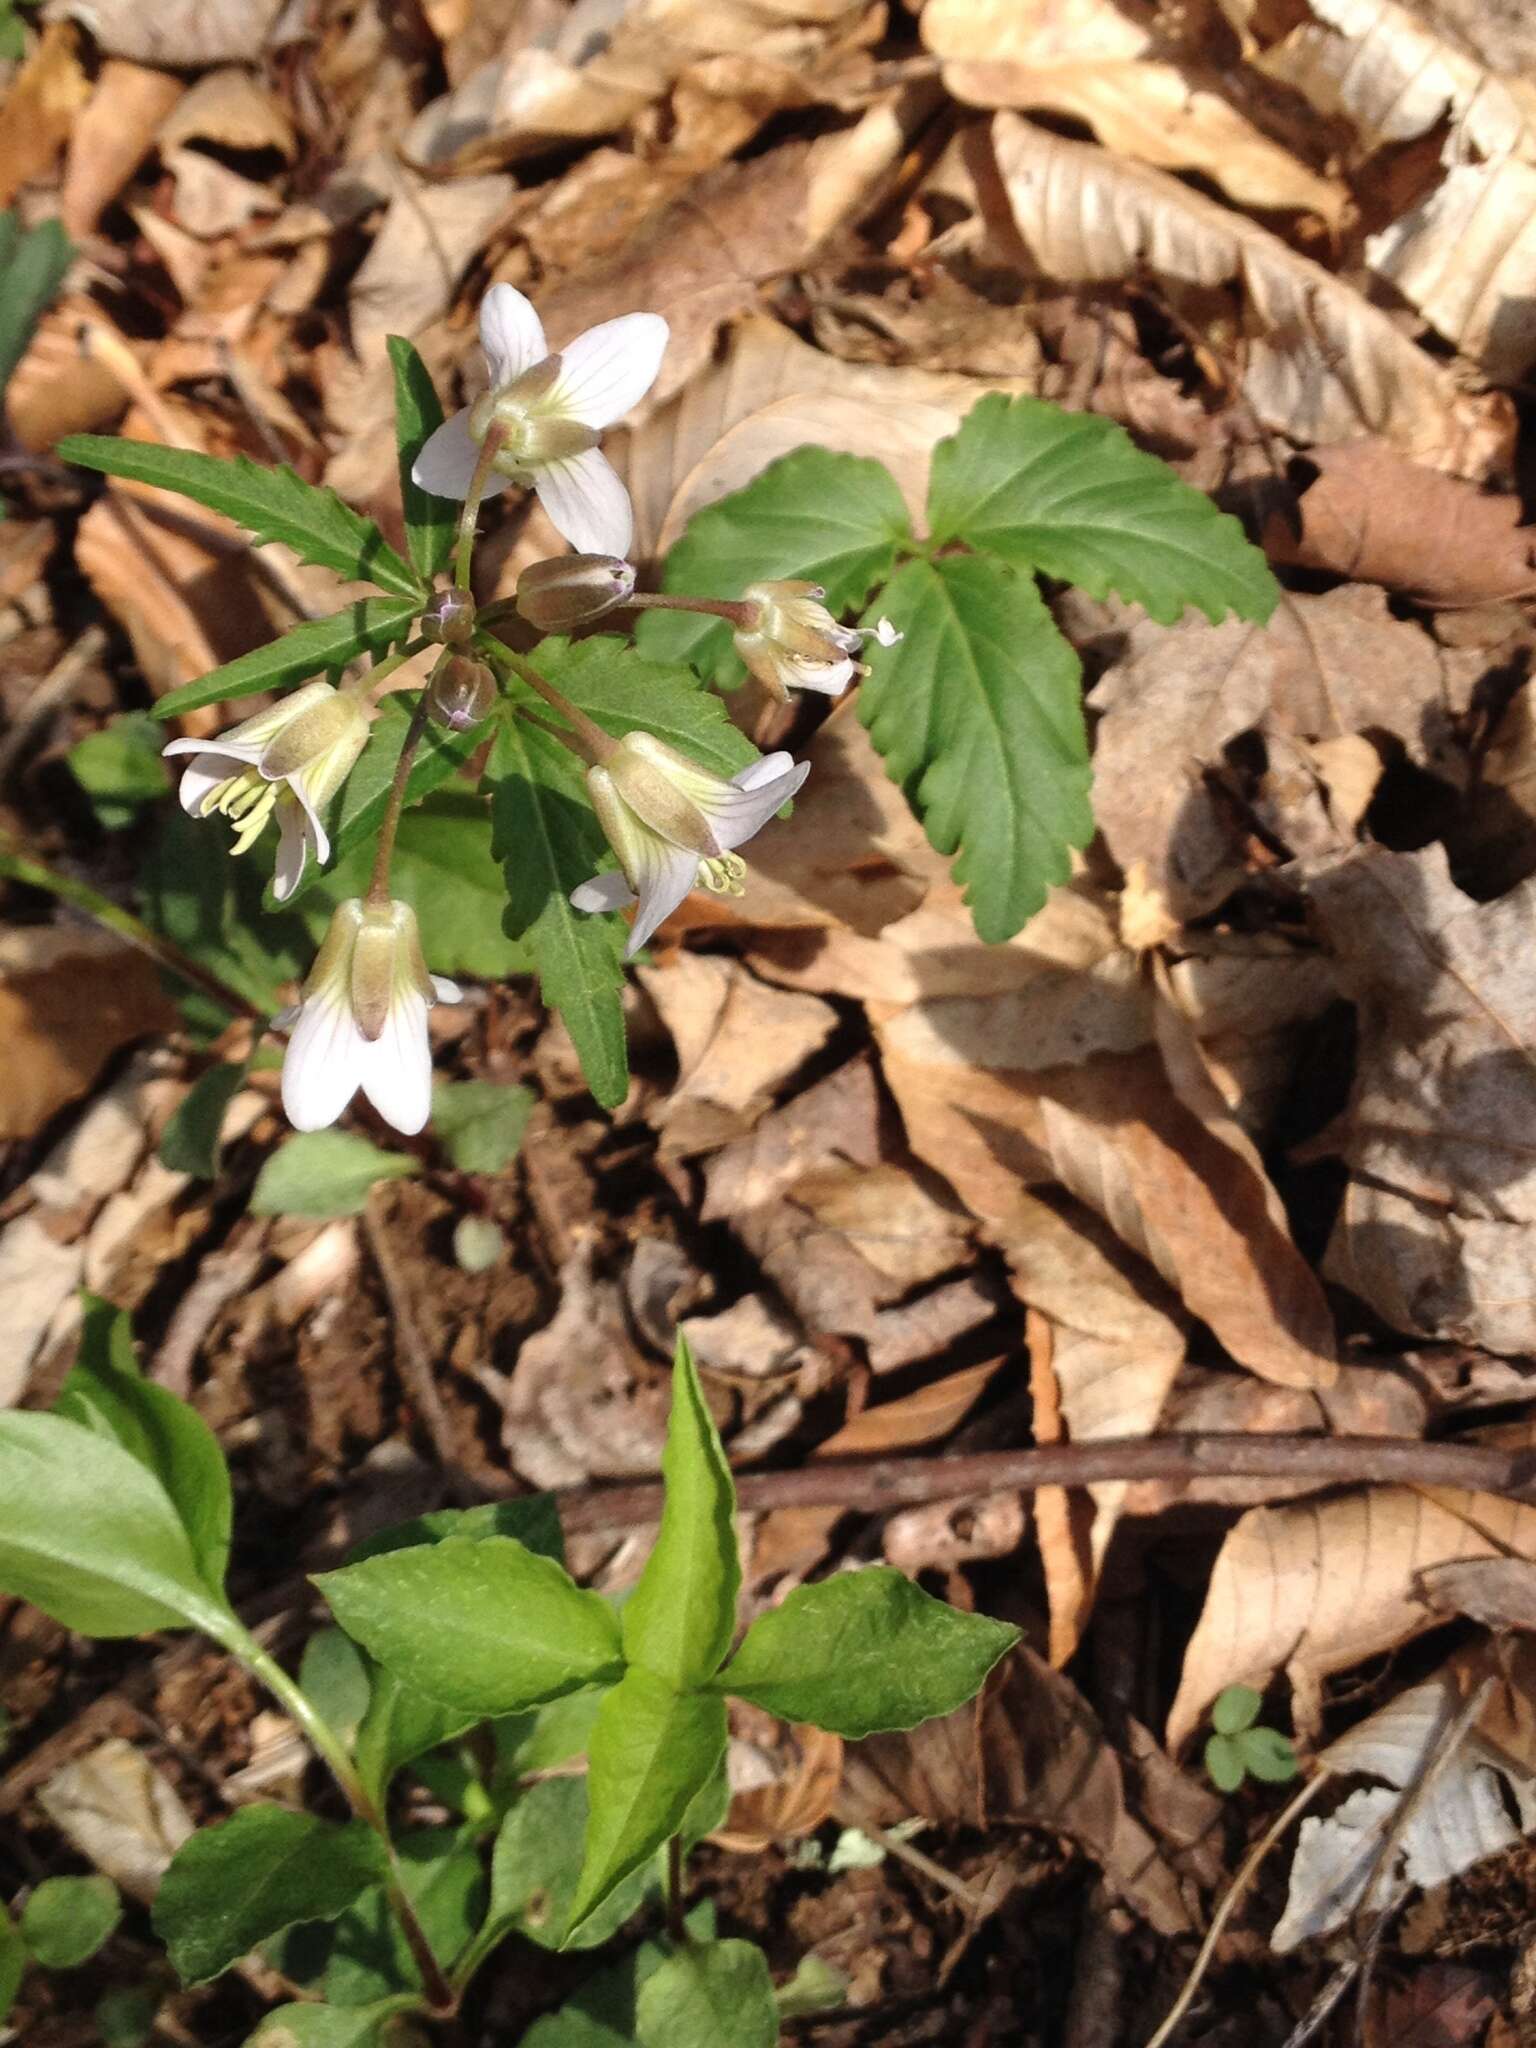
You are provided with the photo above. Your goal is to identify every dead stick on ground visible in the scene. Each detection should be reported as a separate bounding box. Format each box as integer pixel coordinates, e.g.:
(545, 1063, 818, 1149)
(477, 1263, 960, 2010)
(362, 1196, 480, 1507)
(554, 1432, 1536, 1533)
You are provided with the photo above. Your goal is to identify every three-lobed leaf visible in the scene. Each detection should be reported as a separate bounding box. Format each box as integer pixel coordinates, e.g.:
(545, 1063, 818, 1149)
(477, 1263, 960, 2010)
(860, 553, 1092, 942)
(151, 599, 420, 722)
(387, 335, 456, 584)
(153, 1809, 388, 1985)
(250, 1130, 418, 1219)
(634, 1938, 778, 2048)
(566, 1669, 727, 1941)
(927, 393, 1278, 626)
(635, 446, 911, 682)
(715, 1567, 1019, 1738)
(19, 1875, 121, 1969)
(316, 1535, 623, 1718)
(59, 437, 423, 603)
(621, 1333, 739, 1690)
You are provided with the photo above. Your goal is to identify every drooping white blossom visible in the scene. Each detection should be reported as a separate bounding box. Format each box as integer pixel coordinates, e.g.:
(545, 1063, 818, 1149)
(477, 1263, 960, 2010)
(411, 284, 667, 559)
(732, 580, 902, 700)
(279, 898, 460, 1136)
(570, 731, 807, 957)
(163, 680, 371, 901)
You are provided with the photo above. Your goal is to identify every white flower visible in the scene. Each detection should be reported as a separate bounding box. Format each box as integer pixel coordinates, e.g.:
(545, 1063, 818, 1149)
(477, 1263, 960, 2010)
(280, 899, 461, 1136)
(411, 284, 668, 558)
(732, 580, 903, 701)
(163, 680, 371, 901)
(571, 731, 808, 957)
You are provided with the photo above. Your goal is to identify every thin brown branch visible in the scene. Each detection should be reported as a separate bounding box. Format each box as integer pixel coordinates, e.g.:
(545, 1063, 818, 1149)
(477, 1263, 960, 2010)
(553, 1432, 1536, 1535)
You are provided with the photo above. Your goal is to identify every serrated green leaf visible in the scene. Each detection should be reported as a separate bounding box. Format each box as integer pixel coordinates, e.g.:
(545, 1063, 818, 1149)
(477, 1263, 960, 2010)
(158, 1061, 249, 1178)
(155, 1810, 388, 1986)
(247, 1996, 423, 2047)
(636, 446, 911, 682)
(0, 213, 70, 396)
(316, 1535, 623, 1719)
(430, 1079, 533, 1174)
(67, 713, 169, 828)
(927, 393, 1278, 626)
(251, 1130, 418, 1219)
(56, 1295, 233, 1600)
(153, 600, 420, 721)
(635, 1939, 777, 2048)
(533, 637, 759, 779)
(860, 553, 1092, 943)
(622, 1333, 739, 1690)
(1210, 1684, 1262, 1736)
(323, 1825, 483, 2007)
(20, 1875, 121, 1969)
(715, 1568, 1019, 1738)
(1204, 1731, 1246, 1793)
(59, 437, 423, 602)
(388, 335, 456, 584)
(1239, 1725, 1299, 1783)
(0, 1412, 233, 1639)
(0, 1903, 25, 2025)
(566, 1670, 727, 1941)
(487, 714, 627, 1109)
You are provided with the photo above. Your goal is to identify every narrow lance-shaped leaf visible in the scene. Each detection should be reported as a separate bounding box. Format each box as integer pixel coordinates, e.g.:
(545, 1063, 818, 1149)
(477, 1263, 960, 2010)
(58, 437, 424, 602)
(860, 553, 1093, 944)
(387, 334, 457, 583)
(927, 392, 1279, 626)
(715, 1567, 1020, 1739)
(0, 214, 70, 394)
(152, 598, 420, 721)
(622, 1333, 740, 1689)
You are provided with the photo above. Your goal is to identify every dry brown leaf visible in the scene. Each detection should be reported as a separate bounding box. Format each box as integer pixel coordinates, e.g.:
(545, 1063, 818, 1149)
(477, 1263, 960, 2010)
(1368, 159, 1536, 385)
(715, 1716, 844, 1851)
(1166, 1417, 1536, 1749)
(924, 0, 1345, 224)
(0, 926, 174, 1142)
(1306, 844, 1536, 1354)
(1264, 444, 1536, 605)
(157, 64, 296, 158)
(0, 20, 90, 206)
(987, 114, 1513, 478)
(59, 60, 183, 237)
(35, 1739, 195, 1904)
(843, 1646, 1196, 1934)
(1420, 1557, 1536, 1632)
(45, 0, 287, 67)
(881, 1490, 1027, 1574)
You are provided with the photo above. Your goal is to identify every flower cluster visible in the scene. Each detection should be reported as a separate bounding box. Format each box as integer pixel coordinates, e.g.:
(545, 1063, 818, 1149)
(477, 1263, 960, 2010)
(161, 285, 901, 1135)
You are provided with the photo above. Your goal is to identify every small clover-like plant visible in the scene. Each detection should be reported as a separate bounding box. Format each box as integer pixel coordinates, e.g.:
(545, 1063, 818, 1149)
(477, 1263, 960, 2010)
(1204, 1684, 1300, 1793)
(54, 283, 1277, 1133)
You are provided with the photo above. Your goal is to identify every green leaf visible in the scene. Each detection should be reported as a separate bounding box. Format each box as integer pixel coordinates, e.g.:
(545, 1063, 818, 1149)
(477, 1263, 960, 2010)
(0, 1412, 233, 1638)
(927, 393, 1279, 626)
(250, 1131, 418, 1219)
(350, 1498, 564, 1567)
(1203, 1731, 1245, 1793)
(316, 1535, 623, 1719)
(153, 599, 420, 721)
(0, 213, 70, 396)
(622, 1333, 739, 1690)
(247, 1998, 423, 2048)
(521, 1912, 714, 2048)
(494, 1685, 605, 1782)
(487, 714, 626, 1109)
(636, 447, 911, 683)
(388, 335, 456, 584)
(20, 1875, 121, 1968)
(1210, 1684, 1261, 1736)
(635, 1939, 778, 2048)
(484, 1778, 653, 1957)
(430, 1079, 533, 1175)
(324, 1826, 483, 2007)
(56, 1295, 233, 1599)
(365, 794, 530, 980)
(94, 1985, 163, 2048)
(0, 1903, 24, 2026)
(59, 437, 423, 602)
(1239, 1725, 1299, 1784)
(154, 1810, 388, 1985)
(533, 637, 759, 780)
(566, 1669, 728, 1941)
(66, 713, 169, 829)
(715, 1568, 1019, 1738)
(158, 1061, 249, 1177)
(299, 1628, 373, 1746)
(860, 554, 1092, 943)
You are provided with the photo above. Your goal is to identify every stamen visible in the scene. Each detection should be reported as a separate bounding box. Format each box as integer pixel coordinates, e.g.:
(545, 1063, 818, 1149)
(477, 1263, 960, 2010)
(696, 852, 747, 896)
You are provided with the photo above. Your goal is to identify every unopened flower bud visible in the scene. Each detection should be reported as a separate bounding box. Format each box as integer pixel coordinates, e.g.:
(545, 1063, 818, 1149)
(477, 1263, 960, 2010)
(420, 587, 478, 646)
(515, 554, 636, 631)
(426, 656, 497, 733)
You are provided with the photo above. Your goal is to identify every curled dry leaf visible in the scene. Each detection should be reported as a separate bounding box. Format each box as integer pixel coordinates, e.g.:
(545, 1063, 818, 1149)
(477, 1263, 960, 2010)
(987, 114, 1513, 478)
(0, 20, 91, 207)
(1420, 1558, 1536, 1632)
(1306, 845, 1536, 1354)
(715, 1715, 844, 1852)
(1264, 444, 1536, 605)
(44, 0, 287, 67)
(923, 0, 1345, 224)
(1166, 1416, 1536, 1750)
(35, 1738, 194, 1904)
(1368, 159, 1536, 385)
(60, 59, 184, 238)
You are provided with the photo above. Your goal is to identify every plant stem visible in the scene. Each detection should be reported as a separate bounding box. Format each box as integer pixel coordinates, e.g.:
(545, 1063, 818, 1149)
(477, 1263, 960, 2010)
(475, 631, 615, 765)
(0, 836, 264, 1022)
(453, 424, 507, 593)
(667, 1834, 686, 1946)
(366, 686, 434, 907)
(623, 591, 754, 627)
(363, 637, 429, 702)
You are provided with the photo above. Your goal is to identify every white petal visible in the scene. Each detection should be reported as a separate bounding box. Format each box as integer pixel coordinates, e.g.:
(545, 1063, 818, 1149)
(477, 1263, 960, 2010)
(412, 412, 492, 501)
(282, 994, 363, 1131)
(547, 313, 669, 431)
(272, 802, 310, 902)
(872, 616, 903, 647)
(625, 838, 701, 958)
(779, 653, 855, 696)
(533, 447, 633, 557)
(430, 975, 463, 1005)
(170, 751, 237, 815)
(707, 756, 810, 850)
(360, 990, 433, 1135)
(571, 870, 637, 914)
(479, 284, 547, 388)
